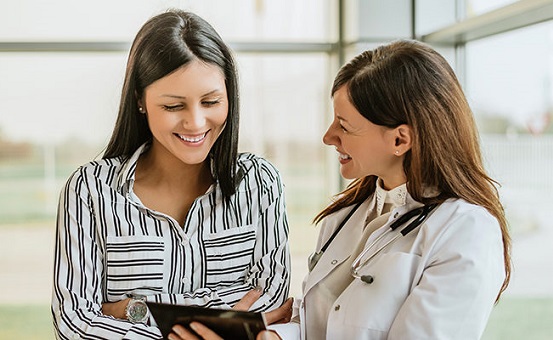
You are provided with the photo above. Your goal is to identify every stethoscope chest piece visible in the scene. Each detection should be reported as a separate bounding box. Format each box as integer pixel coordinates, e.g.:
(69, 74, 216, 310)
(360, 275, 374, 284)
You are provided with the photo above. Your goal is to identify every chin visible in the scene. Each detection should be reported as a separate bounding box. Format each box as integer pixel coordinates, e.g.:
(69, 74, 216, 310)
(339, 170, 356, 180)
(174, 150, 210, 165)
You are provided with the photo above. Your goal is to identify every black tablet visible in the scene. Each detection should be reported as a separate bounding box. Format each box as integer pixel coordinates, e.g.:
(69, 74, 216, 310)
(146, 301, 267, 340)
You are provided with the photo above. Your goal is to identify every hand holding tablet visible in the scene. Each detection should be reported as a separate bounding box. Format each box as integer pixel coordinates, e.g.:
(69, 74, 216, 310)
(147, 302, 267, 340)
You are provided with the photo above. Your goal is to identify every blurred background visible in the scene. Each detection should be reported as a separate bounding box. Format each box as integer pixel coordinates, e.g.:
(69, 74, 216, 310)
(1, 0, 552, 338)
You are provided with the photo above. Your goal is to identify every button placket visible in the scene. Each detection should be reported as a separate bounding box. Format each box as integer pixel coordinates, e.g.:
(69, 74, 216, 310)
(180, 235, 189, 246)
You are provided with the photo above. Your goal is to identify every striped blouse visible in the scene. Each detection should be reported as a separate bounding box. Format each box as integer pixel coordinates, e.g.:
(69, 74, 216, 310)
(51, 144, 291, 339)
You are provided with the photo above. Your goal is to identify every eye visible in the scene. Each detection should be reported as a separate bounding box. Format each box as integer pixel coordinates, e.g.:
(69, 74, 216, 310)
(339, 124, 348, 133)
(163, 104, 183, 112)
(202, 99, 221, 107)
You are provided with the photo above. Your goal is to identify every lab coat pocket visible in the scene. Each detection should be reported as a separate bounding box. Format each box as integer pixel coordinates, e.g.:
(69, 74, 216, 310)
(204, 224, 257, 289)
(105, 235, 165, 300)
(343, 252, 420, 332)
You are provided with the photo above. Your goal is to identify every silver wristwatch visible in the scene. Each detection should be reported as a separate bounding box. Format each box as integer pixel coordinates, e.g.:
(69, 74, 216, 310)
(125, 295, 148, 323)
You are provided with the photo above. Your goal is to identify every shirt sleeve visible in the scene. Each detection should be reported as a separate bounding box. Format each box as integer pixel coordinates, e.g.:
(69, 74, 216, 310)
(51, 169, 162, 340)
(148, 159, 291, 312)
(388, 206, 505, 340)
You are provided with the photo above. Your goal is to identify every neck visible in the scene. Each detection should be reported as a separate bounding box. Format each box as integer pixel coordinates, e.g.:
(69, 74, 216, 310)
(136, 147, 213, 194)
(379, 177, 407, 191)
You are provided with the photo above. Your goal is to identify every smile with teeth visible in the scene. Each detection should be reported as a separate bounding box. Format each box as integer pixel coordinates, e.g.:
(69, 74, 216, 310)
(338, 151, 351, 160)
(176, 132, 207, 143)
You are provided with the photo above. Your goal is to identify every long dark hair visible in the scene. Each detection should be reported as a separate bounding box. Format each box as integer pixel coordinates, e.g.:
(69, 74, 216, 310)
(315, 40, 511, 299)
(103, 9, 240, 197)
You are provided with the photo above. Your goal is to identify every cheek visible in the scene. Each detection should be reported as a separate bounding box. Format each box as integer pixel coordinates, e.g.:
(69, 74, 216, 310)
(147, 113, 174, 131)
(213, 106, 229, 127)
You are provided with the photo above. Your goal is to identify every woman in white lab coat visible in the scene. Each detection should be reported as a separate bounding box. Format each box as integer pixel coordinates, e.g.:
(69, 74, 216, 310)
(173, 40, 511, 340)
(264, 40, 512, 340)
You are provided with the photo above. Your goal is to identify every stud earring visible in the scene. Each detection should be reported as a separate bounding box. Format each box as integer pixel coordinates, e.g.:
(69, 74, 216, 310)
(395, 150, 399, 155)
(138, 106, 145, 113)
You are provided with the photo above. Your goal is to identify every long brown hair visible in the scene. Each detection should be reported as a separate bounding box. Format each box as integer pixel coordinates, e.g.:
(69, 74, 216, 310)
(315, 40, 511, 299)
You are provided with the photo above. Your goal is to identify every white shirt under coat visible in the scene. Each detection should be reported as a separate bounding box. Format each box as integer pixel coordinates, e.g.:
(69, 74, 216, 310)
(272, 181, 505, 339)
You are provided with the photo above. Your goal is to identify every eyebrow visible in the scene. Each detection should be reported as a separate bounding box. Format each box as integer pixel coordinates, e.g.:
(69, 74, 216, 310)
(336, 114, 349, 123)
(161, 89, 223, 99)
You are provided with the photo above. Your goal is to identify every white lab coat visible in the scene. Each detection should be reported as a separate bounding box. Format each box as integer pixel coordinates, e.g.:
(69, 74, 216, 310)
(272, 194, 505, 339)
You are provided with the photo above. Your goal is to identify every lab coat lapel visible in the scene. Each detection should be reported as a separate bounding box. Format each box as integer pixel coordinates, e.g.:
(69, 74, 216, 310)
(303, 201, 368, 295)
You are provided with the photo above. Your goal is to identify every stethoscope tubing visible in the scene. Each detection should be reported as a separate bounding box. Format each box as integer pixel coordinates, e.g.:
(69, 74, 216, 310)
(351, 232, 402, 278)
(350, 203, 438, 282)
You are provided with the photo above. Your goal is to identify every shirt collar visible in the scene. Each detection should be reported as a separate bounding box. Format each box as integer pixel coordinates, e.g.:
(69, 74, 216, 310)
(114, 143, 225, 196)
(374, 178, 408, 215)
(115, 143, 150, 195)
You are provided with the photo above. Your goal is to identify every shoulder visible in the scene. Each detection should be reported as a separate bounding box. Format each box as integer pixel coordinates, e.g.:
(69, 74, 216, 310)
(423, 198, 502, 250)
(432, 199, 498, 229)
(235, 152, 283, 186)
(63, 156, 125, 189)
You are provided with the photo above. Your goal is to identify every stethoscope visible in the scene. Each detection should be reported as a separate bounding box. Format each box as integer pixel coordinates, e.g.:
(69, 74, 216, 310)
(308, 201, 438, 285)
(307, 201, 364, 272)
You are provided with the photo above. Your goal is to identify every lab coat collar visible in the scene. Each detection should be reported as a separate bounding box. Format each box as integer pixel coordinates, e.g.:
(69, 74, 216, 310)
(303, 198, 372, 295)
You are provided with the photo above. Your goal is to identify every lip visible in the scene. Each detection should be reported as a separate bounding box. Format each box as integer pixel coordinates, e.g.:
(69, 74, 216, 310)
(336, 149, 352, 164)
(175, 131, 209, 146)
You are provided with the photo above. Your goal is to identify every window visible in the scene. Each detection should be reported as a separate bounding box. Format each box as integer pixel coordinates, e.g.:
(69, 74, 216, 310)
(0, 1, 339, 338)
(466, 22, 553, 339)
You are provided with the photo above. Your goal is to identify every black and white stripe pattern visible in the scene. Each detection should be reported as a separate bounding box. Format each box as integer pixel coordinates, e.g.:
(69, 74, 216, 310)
(51, 144, 291, 339)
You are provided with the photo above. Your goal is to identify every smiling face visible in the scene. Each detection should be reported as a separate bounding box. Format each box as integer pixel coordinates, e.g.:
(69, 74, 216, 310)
(141, 59, 228, 167)
(323, 85, 409, 189)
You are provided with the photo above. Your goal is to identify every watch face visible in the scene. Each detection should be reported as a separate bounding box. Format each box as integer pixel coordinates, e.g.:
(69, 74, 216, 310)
(128, 300, 148, 323)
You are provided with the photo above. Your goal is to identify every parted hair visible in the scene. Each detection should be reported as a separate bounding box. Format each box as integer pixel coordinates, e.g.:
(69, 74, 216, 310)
(315, 39, 511, 299)
(103, 9, 240, 197)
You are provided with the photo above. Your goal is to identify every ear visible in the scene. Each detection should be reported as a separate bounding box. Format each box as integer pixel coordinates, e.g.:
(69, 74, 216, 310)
(392, 124, 412, 156)
(135, 91, 145, 113)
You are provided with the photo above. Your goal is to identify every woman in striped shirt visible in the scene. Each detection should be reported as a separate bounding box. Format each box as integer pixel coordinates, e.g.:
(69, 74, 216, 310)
(51, 10, 291, 339)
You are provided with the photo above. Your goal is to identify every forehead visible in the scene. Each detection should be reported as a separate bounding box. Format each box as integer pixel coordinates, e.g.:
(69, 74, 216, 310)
(333, 86, 361, 120)
(146, 59, 226, 96)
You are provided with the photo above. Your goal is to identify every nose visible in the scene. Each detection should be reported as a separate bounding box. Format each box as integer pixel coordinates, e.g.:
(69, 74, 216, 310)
(183, 105, 206, 129)
(323, 123, 337, 146)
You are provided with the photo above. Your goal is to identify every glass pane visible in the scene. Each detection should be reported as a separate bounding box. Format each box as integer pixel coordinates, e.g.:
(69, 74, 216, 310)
(1, 0, 336, 42)
(0, 50, 336, 339)
(415, 0, 457, 36)
(237, 53, 335, 295)
(466, 21, 553, 339)
(0, 52, 126, 225)
(465, 0, 520, 17)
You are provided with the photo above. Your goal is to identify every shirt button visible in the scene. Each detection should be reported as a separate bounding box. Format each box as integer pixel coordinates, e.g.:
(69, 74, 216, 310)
(72, 334, 81, 340)
(334, 305, 340, 311)
(393, 212, 399, 218)
(331, 260, 338, 265)
(181, 277, 189, 284)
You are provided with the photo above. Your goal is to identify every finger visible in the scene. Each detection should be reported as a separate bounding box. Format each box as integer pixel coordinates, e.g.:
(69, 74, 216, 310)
(189, 322, 223, 340)
(170, 324, 200, 340)
(263, 297, 293, 325)
(233, 287, 263, 311)
(269, 313, 293, 325)
(256, 330, 282, 340)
